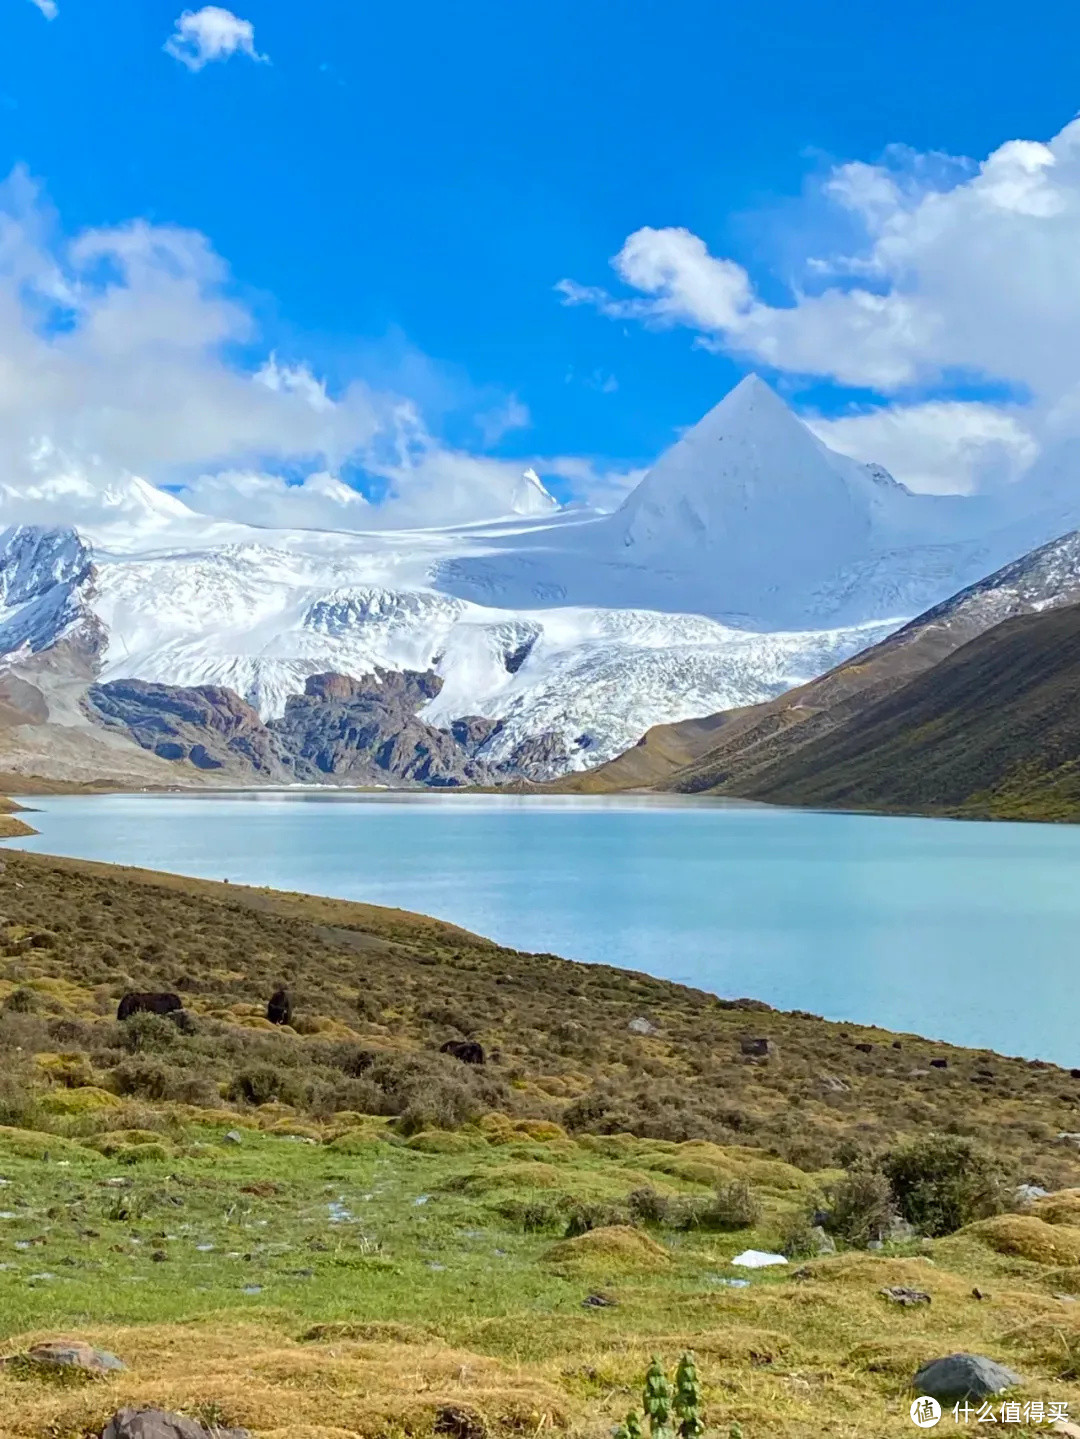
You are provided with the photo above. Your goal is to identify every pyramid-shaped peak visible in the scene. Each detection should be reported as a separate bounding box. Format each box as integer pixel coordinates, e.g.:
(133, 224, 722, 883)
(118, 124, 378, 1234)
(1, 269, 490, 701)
(604, 372, 921, 624)
(690, 372, 809, 438)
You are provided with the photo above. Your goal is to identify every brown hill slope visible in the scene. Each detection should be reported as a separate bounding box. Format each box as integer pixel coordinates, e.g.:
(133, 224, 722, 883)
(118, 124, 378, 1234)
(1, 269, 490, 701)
(566, 529, 1080, 799)
(717, 599, 1080, 819)
(2, 846, 1080, 1178)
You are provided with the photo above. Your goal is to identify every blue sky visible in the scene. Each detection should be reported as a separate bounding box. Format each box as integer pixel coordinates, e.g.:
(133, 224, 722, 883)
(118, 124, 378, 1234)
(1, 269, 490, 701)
(4, 0, 1080, 521)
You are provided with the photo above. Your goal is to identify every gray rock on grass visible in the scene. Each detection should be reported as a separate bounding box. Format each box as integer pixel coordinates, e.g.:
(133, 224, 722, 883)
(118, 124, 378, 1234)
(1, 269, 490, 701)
(912, 1353, 1021, 1400)
(628, 1017, 658, 1036)
(101, 1408, 251, 1439)
(21, 1340, 126, 1375)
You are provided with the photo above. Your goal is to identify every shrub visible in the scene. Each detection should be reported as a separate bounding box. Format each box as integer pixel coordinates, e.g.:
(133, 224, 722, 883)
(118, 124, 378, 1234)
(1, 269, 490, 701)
(109, 1058, 174, 1102)
(302, 1075, 382, 1120)
(119, 1012, 178, 1055)
(110, 1058, 218, 1106)
(626, 1186, 673, 1225)
(0, 1064, 42, 1129)
(824, 1167, 895, 1247)
(883, 1133, 1006, 1236)
(564, 1201, 632, 1237)
(495, 1197, 567, 1232)
(692, 1179, 763, 1232)
(322, 1041, 376, 1077)
(396, 1078, 483, 1135)
(3, 986, 38, 1014)
(778, 1209, 827, 1259)
(227, 1063, 302, 1107)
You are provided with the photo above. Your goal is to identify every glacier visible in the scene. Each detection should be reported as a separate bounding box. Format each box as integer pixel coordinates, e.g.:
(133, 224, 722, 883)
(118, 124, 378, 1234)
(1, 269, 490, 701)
(2, 373, 1079, 778)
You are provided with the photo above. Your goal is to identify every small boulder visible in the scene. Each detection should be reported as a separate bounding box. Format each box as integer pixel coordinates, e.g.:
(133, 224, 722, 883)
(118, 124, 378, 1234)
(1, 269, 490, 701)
(21, 1340, 125, 1375)
(929, 1057, 949, 1069)
(739, 1036, 777, 1060)
(224, 1130, 244, 1145)
(628, 1017, 658, 1036)
(101, 1410, 250, 1439)
(1015, 1184, 1050, 1205)
(886, 1215, 917, 1243)
(912, 1354, 1021, 1401)
(880, 1285, 931, 1307)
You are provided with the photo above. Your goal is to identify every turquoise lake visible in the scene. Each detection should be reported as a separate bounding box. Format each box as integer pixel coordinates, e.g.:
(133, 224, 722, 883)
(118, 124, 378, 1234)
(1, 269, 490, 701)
(7, 792, 1080, 1066)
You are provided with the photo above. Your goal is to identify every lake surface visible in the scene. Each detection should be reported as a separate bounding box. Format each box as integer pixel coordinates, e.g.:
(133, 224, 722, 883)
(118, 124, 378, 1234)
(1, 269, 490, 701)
(7, 792, 1080, 1065)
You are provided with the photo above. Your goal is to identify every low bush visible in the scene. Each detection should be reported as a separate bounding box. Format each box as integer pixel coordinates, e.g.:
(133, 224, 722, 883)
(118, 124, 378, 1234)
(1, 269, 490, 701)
(692, 1179, 763, 1231)
(119, 1012, 178, 1055)
(3, 986, 38, 1014)
(564, 1201, 633, 1237)
(778, 1209, 827, 1259)
(495, 1197, 568, 1232)
(226, 1063, 303, 1107)
(883, 1133, 1007, 1236)
(626, 1186, 673, 1225)
(396, 1077, 485, 1136)
(111, 1058, 218, 1106)
(824, 1167, 895, 1247)
(0, 1062, 42, 1129)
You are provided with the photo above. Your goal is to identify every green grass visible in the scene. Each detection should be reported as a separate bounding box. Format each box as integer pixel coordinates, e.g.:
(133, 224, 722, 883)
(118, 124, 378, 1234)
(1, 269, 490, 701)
(2, 849, 1080, 1436)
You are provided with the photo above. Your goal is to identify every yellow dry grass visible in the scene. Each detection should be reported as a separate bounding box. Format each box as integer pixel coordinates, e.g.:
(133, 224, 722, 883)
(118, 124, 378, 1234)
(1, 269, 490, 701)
(1033, 1190, 1080, 1227)
(543, 1224, 671, 1271)
(0, 1323, 569, 1439)
(967, 1215, 1080, 1266)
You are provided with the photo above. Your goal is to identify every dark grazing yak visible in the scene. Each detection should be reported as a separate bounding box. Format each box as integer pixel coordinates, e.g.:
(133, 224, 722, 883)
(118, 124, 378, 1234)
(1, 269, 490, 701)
(267, 987, 293, 1026)
(117, 991, 182, 1021)
(439, 1039, 485, 1065)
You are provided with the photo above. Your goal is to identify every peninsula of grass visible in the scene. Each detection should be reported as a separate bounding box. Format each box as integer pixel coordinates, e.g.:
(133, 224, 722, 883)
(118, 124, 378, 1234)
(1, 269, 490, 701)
(0, 849, 1079, 1437)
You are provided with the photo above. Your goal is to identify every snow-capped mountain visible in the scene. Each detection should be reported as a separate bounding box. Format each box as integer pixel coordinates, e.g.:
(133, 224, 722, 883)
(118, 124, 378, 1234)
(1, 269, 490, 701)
(435, 376, 1080, 628)
(2, 373, 1079, 782)
(0, 521, 896, 775)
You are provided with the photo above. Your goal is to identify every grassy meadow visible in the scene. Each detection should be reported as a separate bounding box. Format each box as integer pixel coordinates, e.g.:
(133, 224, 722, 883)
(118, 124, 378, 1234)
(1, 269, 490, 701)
(0, 848, 1079, 1435)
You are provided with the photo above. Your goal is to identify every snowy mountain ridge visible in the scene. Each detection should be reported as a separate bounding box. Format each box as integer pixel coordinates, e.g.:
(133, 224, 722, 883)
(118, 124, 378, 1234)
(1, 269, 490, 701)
(2, 373, 1079, 780)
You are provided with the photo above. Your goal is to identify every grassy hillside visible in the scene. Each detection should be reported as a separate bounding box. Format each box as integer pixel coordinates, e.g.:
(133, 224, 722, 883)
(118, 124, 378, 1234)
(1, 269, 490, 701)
(2, 853, 1080, 1434)
(719, 602, 1080, 820)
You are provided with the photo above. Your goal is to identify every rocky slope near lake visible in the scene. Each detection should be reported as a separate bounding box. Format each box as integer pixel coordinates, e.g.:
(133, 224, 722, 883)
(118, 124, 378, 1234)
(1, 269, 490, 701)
(83, 668, 507, 787)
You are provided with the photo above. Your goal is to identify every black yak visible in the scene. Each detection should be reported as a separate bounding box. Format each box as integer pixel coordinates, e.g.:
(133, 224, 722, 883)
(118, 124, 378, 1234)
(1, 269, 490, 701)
(440, 1039, 485, 1065)
(267, 987, 293, 1026)
(117, 991, 182, 1021)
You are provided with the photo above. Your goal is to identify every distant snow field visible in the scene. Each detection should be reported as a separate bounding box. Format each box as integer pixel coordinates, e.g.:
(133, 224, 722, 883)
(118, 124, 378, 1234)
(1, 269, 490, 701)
(3, 375, 1079, 776)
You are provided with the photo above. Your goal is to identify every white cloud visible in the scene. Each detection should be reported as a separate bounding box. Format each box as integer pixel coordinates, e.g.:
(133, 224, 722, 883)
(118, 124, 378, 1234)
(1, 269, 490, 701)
(29, 0, 58, 19)
(543, 456, 647, 511)
(560, 118, 1080, 493)
(0, 167, 591, 532)
(165, 7, 268, 71)
(176, 469, 373, 531)
(809, 402, 1039, 496)
(475, 393, 530, 448)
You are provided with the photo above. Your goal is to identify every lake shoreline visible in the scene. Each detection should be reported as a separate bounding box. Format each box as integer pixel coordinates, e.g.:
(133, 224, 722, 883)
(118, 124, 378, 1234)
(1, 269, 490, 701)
(5, 790, 1080, 1066)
